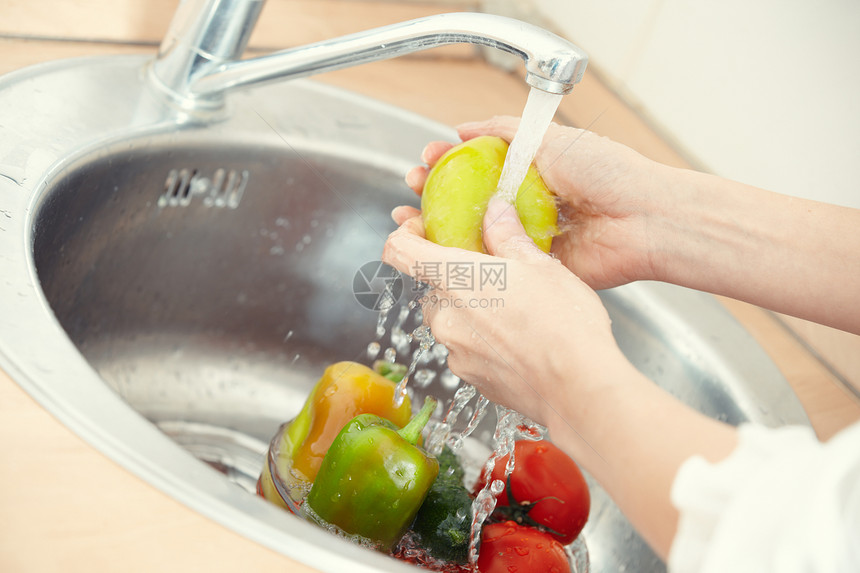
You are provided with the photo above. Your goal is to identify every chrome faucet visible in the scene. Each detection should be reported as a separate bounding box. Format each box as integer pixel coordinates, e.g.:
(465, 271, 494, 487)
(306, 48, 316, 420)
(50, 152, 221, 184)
(149, 0, 588, 111)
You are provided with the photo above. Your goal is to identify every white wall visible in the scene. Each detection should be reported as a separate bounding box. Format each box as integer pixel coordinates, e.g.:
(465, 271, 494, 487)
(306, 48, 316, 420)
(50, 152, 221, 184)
(532, 0, 860, 208)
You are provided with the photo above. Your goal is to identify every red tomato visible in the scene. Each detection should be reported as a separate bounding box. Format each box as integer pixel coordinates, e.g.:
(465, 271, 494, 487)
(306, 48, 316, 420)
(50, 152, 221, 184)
(474, 440, 590, 545)
(477, 521, 570, 573)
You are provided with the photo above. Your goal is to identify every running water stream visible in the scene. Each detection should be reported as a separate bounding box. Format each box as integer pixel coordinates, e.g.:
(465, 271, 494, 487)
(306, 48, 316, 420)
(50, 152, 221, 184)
(494, 87, 564, 204)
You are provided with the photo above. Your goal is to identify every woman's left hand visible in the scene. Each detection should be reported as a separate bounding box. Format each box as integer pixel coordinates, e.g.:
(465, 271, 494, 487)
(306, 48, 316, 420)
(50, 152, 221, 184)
(381, 198, 622, 428)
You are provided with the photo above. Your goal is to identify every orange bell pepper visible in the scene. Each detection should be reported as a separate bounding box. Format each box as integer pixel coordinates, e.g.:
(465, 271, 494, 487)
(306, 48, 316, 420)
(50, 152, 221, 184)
(259, 361, 413, 509)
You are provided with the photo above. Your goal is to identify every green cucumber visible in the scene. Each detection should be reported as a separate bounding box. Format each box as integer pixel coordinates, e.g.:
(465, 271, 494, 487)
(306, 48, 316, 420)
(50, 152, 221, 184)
(411, 447, 472, 564)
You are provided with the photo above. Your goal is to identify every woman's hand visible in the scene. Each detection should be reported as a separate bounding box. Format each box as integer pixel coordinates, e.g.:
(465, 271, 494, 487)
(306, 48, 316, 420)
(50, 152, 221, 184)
(405, 116, 677, 290)
(382, 197, 625, 428)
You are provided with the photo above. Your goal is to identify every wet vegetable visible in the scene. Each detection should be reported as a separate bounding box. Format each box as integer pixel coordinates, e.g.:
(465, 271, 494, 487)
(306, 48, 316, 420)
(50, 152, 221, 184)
(433, 445, 466, 484)
(475, 439, 590, 545)
(284, 361, 413, 482)
(421, 135, 558, 253)
(306, 397, 439, 551)
(477, 521, 570, 573)
(412, 446, 473, 564)
(373, 359, 407, 383)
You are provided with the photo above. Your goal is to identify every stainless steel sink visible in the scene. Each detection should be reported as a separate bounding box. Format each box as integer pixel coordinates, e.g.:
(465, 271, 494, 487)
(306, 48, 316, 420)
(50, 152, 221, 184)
(0, 55, 809, 573)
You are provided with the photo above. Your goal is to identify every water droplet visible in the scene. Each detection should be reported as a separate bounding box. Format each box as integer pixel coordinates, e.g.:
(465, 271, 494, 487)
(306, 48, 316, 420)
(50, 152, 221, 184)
(383, 347, 397, 363)
(447, 434, 464, 451)
(366, 341, 381, 359)
(440, 369, 460, 390)
(412, 369, 436, 388)
(490, 479, 504, 495)
(432, 343, 449, 364)
(391, 324, 411, 355)
(395, 304, 410, 326)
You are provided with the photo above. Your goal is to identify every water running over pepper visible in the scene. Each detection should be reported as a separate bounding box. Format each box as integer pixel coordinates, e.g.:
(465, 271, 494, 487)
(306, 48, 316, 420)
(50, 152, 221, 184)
(306, 396, 440, 551)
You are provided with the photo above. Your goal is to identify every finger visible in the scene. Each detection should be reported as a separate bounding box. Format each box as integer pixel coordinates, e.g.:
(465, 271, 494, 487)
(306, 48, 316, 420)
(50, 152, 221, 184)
(482, 196, 552, 262)
(383, 215, 443, 279)
(383, 215, 481, 287)
(404, 166, 428, 195)
(405, 141, 455, 195)
(421, 141, 454, 166)
(456, 116, 521, 143)
(391, 205, 421, 226)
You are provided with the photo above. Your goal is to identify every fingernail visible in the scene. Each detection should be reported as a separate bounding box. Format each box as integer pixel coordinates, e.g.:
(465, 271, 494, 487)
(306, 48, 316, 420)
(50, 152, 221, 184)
(404, 167, 421, 189)
(456, 121, 480, 131)
(485, 195, 518, 224)
(419, 146, 433, 164)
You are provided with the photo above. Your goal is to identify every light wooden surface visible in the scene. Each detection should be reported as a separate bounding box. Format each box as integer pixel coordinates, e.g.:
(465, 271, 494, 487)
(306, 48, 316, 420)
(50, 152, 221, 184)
(2, 2, 859, 572)
(0, 368, 310, 573)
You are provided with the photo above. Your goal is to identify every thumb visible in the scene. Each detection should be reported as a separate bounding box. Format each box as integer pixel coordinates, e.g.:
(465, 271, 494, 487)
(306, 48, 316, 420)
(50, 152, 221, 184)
(482, 196, 550, 261)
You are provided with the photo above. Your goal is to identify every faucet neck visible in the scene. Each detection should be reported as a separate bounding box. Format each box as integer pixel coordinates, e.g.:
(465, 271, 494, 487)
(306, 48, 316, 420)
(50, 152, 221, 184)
(151, 0, 265, 109)
(149, 2, 587, 113)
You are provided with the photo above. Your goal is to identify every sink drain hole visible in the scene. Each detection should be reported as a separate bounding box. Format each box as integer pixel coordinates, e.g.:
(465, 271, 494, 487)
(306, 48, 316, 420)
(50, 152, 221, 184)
(159, 167, 249, 208)
(160, 168, 197, 206)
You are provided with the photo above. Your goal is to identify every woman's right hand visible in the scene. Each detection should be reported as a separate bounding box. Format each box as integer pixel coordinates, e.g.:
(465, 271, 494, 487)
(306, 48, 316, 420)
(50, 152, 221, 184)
(405, 116, 678, 290)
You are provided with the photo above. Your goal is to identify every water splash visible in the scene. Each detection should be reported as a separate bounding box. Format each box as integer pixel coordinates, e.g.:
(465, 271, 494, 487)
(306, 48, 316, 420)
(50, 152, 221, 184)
(457, 396, 490, 445)
(375, 284, 398, 338)
(390, 305, 413, 355)
(468, 406, 518, 563)
(393, 325, 435, 407)
(425, 384, 478, 456)
(467, 406, 547, 564)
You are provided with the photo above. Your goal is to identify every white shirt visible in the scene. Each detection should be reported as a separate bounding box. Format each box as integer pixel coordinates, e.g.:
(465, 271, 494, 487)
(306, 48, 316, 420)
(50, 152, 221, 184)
(669, 421, 860, 572)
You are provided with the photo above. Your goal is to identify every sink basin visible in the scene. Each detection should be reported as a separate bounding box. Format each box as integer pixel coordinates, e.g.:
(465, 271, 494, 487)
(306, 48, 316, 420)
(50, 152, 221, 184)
(0, 56, 809, 572)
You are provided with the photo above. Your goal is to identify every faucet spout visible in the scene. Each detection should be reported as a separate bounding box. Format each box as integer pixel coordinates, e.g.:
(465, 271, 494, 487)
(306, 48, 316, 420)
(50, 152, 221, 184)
(150, 3, 587, 111)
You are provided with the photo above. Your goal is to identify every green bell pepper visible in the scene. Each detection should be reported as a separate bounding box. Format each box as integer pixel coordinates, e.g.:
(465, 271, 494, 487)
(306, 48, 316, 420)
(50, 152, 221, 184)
(306, 396, 439, 551)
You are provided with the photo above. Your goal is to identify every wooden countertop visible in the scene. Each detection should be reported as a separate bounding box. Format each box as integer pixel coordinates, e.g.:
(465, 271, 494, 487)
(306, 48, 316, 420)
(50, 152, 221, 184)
(2, 2, 859, 572)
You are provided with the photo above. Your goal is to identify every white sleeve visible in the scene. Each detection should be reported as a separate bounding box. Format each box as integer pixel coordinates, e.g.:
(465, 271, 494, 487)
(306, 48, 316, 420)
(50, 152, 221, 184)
(668, 420, 860, 573)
